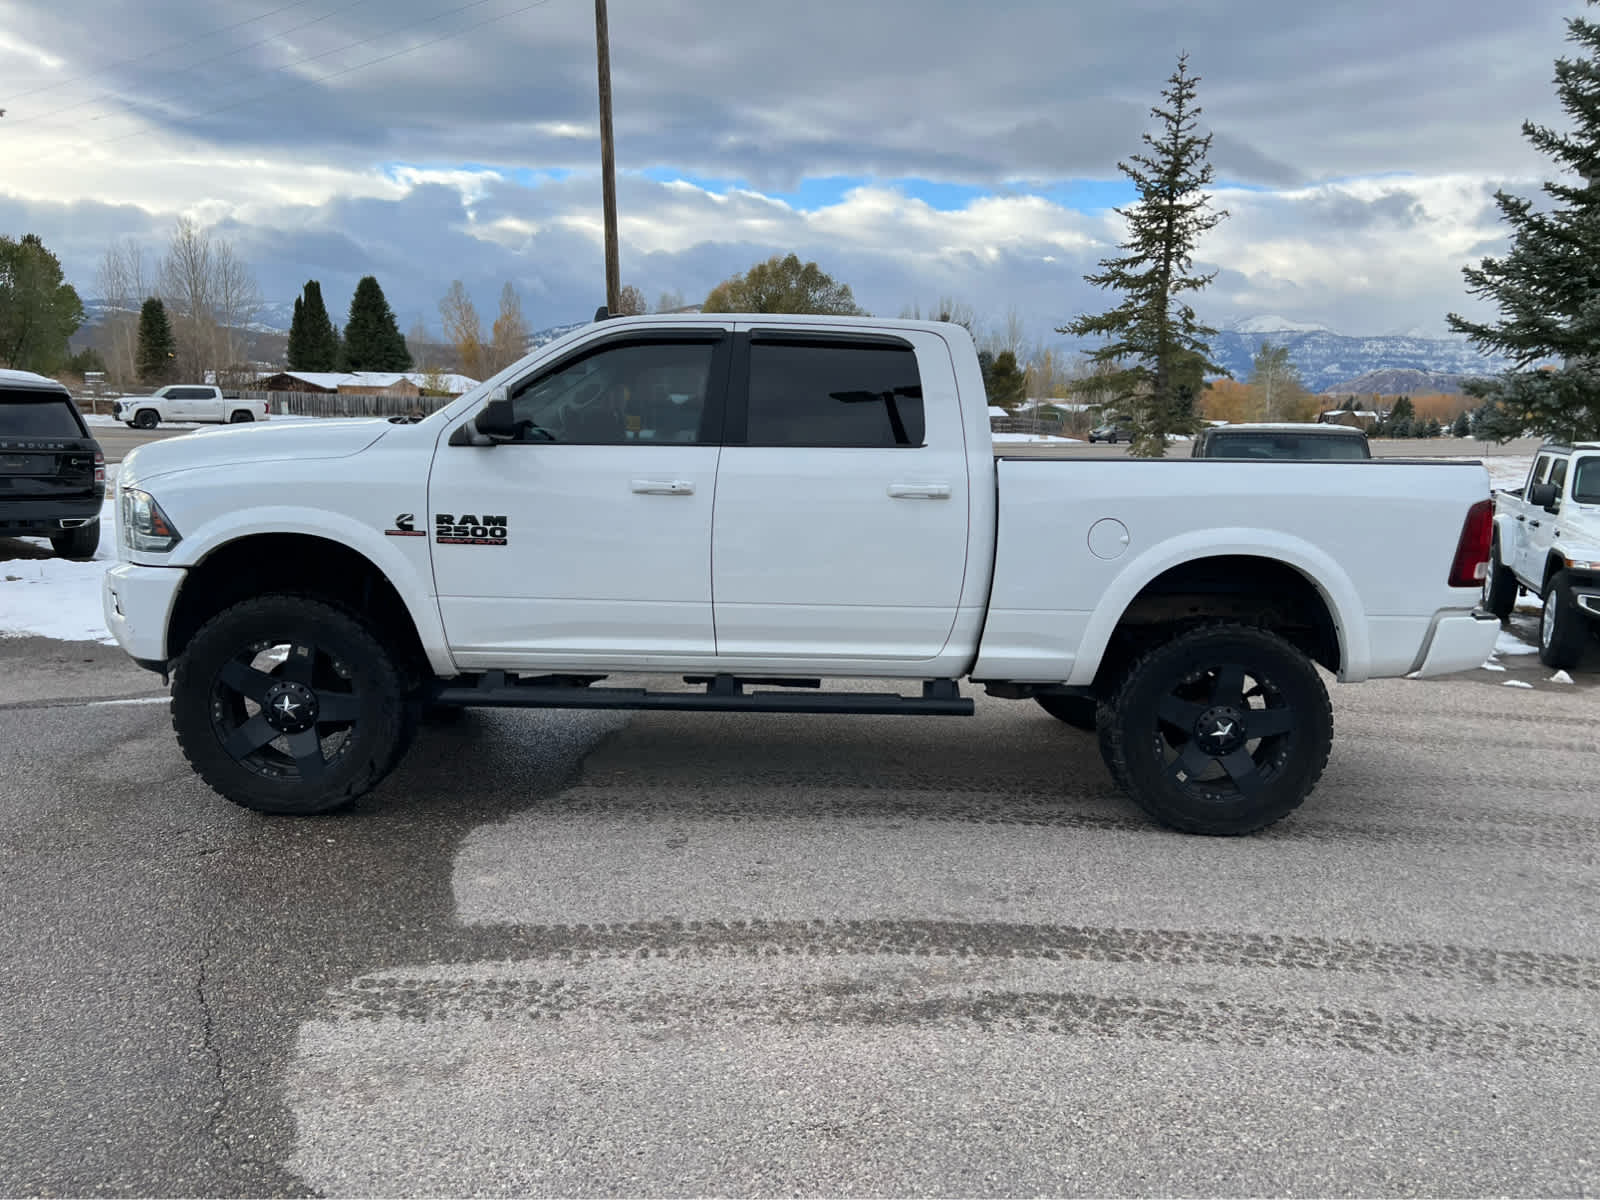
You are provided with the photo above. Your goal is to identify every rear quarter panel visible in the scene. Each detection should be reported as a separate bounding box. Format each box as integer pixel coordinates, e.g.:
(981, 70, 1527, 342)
(973, 458, 1491, 684)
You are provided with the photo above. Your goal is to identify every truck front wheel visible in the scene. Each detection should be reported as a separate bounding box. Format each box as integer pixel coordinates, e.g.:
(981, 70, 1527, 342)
(171, 596, 406, 814)
(1096, 624, 1333, 835)
(1538, 571, 1588, 670)
(132, 409, 159, 430)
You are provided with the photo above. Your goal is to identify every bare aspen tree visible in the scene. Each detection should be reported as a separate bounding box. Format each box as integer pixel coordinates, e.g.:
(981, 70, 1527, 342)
(94, 238, 150, 387)
(438, 281, 486, 380)
(490, 282, 531, 374)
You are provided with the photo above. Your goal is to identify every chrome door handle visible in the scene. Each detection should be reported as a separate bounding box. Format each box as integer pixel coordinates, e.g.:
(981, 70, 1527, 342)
(887, 482, 951, 500)
(631, 479, 694, 495)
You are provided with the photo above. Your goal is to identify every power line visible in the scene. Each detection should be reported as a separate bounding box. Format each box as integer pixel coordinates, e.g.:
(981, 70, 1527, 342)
(38, 0, 561, 159)
(6, 0, 378, 128)
(0, 0, 322, 104)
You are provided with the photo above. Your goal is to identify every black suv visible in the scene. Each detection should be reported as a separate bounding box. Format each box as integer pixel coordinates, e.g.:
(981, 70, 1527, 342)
(0, 370, 105, 559)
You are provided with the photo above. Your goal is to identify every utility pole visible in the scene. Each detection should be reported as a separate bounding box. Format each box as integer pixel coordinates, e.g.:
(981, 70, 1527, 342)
(594, 0, 620, 314)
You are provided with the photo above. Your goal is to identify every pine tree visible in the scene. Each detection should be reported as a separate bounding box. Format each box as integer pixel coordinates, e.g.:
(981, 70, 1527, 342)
(285, 296, 306, 369)
(290, 280, 339, 371)
(135, 297, 176, 384)
(1448, 1, 1600, 442)
(1060, 54, 1228, 456)
(1452, 411, 1472, 438)
(984, 350, 1028, 411)
(343, 276, 412, 371)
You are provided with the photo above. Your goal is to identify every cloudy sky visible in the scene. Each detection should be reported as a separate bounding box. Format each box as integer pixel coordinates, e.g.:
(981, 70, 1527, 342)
(0, 0, 1587, 347)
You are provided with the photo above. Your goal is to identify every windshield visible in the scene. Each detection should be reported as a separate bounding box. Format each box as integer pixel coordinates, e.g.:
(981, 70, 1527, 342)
(1203, 432, 1369, 460)
(1572, 456, 1600, 504)
(0, 393, 85, 438)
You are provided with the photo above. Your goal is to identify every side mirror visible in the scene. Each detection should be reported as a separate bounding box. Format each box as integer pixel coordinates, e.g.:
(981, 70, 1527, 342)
(448, 387, 515, 446)
(1528, 481, 1559, 510)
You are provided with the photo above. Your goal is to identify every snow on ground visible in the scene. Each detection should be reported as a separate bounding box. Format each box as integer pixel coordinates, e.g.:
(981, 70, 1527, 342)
(83, 413, 198, 429)
(0, 495, 119, 644)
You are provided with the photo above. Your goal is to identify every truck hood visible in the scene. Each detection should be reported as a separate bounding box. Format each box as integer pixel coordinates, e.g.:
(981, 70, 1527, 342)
(120, 419, 391, 487)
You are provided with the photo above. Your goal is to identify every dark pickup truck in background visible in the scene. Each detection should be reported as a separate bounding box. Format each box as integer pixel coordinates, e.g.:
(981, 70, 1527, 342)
(1192, 422, 1372, 460)
(0, 369, 105, 559)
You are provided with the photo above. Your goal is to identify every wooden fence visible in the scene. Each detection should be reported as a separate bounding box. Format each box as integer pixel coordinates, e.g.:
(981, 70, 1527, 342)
(234, 391, 462, 418)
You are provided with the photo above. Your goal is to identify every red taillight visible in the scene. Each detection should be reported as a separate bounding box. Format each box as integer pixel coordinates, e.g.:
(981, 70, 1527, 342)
(1448, 498, 1494, 587)
(94, 449, 105, 486)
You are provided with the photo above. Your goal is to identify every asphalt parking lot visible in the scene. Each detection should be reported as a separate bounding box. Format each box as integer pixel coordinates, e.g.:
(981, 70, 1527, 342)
(0, 632, 1596, 1197)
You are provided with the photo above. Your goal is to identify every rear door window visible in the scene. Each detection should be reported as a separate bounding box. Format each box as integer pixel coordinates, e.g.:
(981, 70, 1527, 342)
(0, 393, 86, 438)
(742, 338, 924, 447)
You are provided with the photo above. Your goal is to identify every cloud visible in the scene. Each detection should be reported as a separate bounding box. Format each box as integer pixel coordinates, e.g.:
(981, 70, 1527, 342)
(0, 0, 1577, 343)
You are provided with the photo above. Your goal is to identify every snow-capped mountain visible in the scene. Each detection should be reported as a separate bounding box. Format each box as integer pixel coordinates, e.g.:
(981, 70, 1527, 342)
(81, 297, 299, 334)
(1229, 315, 1332, 336)
(1207, 319, 1516, 393)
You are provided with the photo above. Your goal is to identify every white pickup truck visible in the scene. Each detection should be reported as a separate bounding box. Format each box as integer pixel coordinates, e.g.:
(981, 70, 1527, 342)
(115, 385, 269, 429)
(103, 315, 1499, 834)
(1482, 440, 1600, 668)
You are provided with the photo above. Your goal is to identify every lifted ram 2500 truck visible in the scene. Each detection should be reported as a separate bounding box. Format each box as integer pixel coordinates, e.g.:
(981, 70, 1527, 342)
(103, 315, 1500, 834)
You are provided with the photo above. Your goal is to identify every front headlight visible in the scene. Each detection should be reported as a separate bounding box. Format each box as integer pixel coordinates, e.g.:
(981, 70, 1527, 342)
(119, 488, 182, 553)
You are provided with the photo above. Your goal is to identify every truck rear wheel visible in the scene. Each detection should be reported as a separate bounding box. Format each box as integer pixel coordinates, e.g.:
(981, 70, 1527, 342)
(171, 596, 406, 815)
(1538, 571, 1588, 670)
(1096, 624, 1332, 835)
(229, 410, 255, 423)
(1482, 539, 1517, 621)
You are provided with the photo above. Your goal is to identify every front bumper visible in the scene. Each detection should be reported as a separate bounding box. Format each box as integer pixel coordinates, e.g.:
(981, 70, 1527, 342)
(1411, 607, 1502, 679)
(103, 562, 186, 666)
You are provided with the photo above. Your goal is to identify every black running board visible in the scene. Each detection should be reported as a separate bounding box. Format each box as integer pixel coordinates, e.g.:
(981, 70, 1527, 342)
(431, 672, 973, 716)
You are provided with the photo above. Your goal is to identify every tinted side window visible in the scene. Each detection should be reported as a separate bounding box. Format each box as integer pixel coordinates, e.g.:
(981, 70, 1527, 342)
(1550, 457, 1569, 494)
(0, 394, 84, 437)
(1573, 458, 1600, 504)
(746, 341, 924, 448)
(511, 339, 717, 445)
(1531, 455, 1552, 488)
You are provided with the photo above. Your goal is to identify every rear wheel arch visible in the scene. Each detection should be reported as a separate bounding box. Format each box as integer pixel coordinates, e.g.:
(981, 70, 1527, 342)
(1092, 554, 1342, 695)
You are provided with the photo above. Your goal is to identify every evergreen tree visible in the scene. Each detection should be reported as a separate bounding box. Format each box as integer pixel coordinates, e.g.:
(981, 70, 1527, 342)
(136, 297, 176, 384)
(342, 276, 411, 371)
(0, 234, 84, 373)
(1059, 54, 1228, 456)
(1448, 1, 1600, 441)
(1452, 410, 1472, 438)
(984, 350, 1028, 411)
(287, 280, 339, 371)
(285, 296, 306, 368)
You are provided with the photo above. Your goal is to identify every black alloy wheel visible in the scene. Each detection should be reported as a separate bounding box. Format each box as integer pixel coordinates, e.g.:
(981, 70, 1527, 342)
(133, 408, 159, 429)
(1097, 624, 1333, 835)
(172, 596, 405, 814)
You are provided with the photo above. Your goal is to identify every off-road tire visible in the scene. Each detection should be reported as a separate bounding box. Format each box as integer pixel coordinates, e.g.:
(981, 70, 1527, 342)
(1483, 538, 1517, 621)
(171, 595, 406, 814)
(1096, 623, 1333, 836)
(49, 520, 99, 560)
(1035, 693, 1098, 731)
(1538, 571, 1587, 670)
(132, 408, 159, 430)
